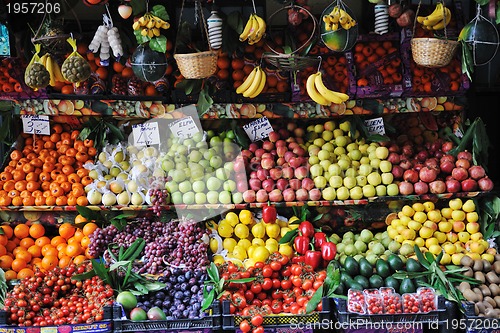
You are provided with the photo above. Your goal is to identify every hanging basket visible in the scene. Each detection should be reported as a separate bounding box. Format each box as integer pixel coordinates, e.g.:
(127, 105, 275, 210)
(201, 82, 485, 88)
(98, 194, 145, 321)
(320, 0, 359, 53)
(410, 1, 458, 68)
(173, 0, 218, 79)
(262, 4, 318, 71)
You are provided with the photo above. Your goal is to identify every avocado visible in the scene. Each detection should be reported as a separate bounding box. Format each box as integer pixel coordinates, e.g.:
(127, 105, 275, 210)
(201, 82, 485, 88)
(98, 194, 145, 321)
(349, 281, 364, 291)
(344, 256, 360, 276)
(359, 258, 374, 277)
(369, 274, 384, 288)
(375, 259, 391, 278)
(354, 275, 370, 290)
(405, 258, 423, 272)
(399, 278, 416, 294)
(335, 282, 346, 295)
(387, 254, 404, 271)
(384, 276, 400, 291)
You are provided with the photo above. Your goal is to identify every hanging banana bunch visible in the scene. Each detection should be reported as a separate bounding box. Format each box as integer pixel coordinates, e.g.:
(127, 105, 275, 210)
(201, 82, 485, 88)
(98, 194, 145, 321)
(236, 66, 267, 98)
(306, 72, 349, 106)
(322, 5, 356, 31)
(132, 13, 170, 38)
(239, 13, 266, 45)
(417, 2, 452, 30)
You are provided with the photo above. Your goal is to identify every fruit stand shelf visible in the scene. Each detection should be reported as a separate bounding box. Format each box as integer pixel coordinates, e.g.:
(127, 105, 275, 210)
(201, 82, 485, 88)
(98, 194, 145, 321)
(0, 191, 492, 212)
(3, 96, 466, 119)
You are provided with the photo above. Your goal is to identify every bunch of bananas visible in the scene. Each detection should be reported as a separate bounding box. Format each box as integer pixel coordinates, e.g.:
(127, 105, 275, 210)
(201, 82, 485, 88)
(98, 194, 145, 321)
(39, 53, 65, 87)
(236, 66, 267, 98)
(132, 13, 170, 38)
(306, 72, 350, 106)
(239, 13, 266, 45)
(323, 6, 356, 31)
(417, 3, 451, 30)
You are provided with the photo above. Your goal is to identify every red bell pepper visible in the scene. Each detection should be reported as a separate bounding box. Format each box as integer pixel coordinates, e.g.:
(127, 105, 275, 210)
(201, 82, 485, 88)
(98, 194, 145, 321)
(305, 246, 322, 270)
(298, 221, 314, 238)
(314, 232, 327, 249)
(293, 235, 309, 255)
(262, 204, 277, 224)
(321, 242, 337, 261)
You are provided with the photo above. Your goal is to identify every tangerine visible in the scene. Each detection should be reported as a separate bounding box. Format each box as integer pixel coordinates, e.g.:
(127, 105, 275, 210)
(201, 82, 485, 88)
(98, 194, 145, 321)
(82, 222, 98, 236)
(4, 270, 17, 280)
(19, 238, 35, 249)
(0, 255, 13, 269)
(59, 223, 76, 239)
(17, 268, 34, 279)
(29, 223, 45, 238)
(14, 224, 29, 239)
(41, 255, 58, 270)
(27, 245, 42, 258)
(35, 236, 51, 248)
(11, 258, 27, 272)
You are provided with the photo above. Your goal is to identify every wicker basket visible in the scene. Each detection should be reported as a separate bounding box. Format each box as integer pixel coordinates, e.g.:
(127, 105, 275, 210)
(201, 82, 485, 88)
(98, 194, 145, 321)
(411, 38, 459, 68)
(174, 50, 218, 79)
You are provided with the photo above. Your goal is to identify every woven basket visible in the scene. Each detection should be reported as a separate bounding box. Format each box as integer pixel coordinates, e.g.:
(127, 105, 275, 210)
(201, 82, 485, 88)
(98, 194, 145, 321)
(411, 38, 459, 68)
(174, 50, 218, 79)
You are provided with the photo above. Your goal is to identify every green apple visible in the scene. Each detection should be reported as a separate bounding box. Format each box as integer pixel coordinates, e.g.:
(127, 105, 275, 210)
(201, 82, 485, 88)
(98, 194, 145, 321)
(318, 150, 330, 161)
(210, 156, 223, 169)
(360, 229, 374, 243)
(343, 176, 356, 189)
(232, 192, 243, 204)
(319, 160, 331, 172)
(348, 149, 362, 161)
(336, 186, 350, 200)
(189, 150, 203, 163)
(310, 164, 323, 177)
(367, 172, 382, 186)
(171, 169, 186, 183)
(354, 240, 367, 252)
(223, 180, 236, 192)
(216, 168, 230, 181)
(171, 191, 183, 205)
(334, 146, 346, 156)
(322, 130, 334, 141)
(339, 121, 351, 132)
(322, 142, 335, 152)
(362, 184, 376, 197)
(166, 181, 178, 193)
(195, 192, 207, 204)
(359, 164, 372, 176)
(379, 160, 392, 173)
(370, 158, 381, 169)
(219, 191, 232, 204)
(192, 180, 205, 193)
(356, 175, 367, 187)
(350, 186, 363, 200)
(207, 177, 222, 191)
(322, 187, 336, 201)
(333, 128, 343, 138)
(314, 176, 327, 189)
(161, 159, 175, 172)
(329, 175, 343, 188)
(335, 136, 348, 147)
(375, 146, 389, 160)
(387, 183, 399, 196)
(376, 185, 387, 196)
(178, 180, 192, 194)
(309, 156, 320, 165)
(345, 168, 357, 178)
(338, 159, 350, 171)
(206, 191, 219, 204)
(328, 164, 342, 176)
(381, 172, 394, 185)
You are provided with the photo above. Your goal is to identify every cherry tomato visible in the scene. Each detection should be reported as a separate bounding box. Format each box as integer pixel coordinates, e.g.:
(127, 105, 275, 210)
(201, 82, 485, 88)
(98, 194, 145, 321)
(271, 300, 283, 314)
(262, 265, 273, 278)
(262, 299, 272, 306)
(254, 262, 265, 269)
(281, 279, 292, 290)
(270, 261, 282, 271)
(272, 278, 281, 289)
(240, 319, 251, 333)
(281, 267, 291, 277)
(250, 282, 262, 294)
(290, 264, 302, 276)
(253, 326, 264, 333)
(290, 303, 301, 314)
(261, 278, 273, 291)
(245, 290, 255, 302)
(302, 279, 313, 290)
(292, 276, 303, 287)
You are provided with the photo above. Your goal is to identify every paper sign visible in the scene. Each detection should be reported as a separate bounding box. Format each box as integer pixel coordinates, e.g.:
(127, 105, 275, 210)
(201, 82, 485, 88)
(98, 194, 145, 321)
(132, 122, 160, 146)
(243, 117, 273, 142)
(22, 115, 50, 135)
(364, 117, 385, 135)
(168, 116, 200, 139)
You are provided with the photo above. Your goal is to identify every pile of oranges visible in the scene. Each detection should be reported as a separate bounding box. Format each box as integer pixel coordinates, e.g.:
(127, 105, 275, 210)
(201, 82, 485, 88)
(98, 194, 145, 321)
(353, 41, 402, 87)
(0, 59, 23, 94)
(0, 124, 96, 206)
(0, 216, 97, 280)
(410, 58, 463, 94)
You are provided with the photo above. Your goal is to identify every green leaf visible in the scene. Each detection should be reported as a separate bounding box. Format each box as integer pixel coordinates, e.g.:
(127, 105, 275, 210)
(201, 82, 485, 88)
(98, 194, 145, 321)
(367, 134, 390, 142)
(201, 289, 215, 311)
(109, 261, 131, 271)
(143, 281, 166, 291)
(121, 238, 145, 261)
(152, 5, 169, 21)
(197, 85, 214, 116)
(497, 5, 500, 25)
(207, 262, 220, 283)
(227, 277, 256, 283)
(133, 29, 150, 45)
(306, 285, 324, 313)
(91, 259, 112, 286)
(149, 35, 167, 53)
(133, 282, 149, 295)
(70, 270, 96, 281)
(218, 278, 225, 293)
(474, 0, 489, 5)
(106, 122, 125, 141)
(414, 245, 430, 269)
(425, 252, 436, 264)
(279, 229, 298, 244)
(435, 251, 444, 265)
(76, 205, 101, 221)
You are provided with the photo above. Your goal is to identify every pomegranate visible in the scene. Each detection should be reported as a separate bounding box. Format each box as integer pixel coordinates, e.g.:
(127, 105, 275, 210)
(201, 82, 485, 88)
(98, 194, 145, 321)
(451, 167, 468, 181)
(391, 165, 404, 179)
(399, 160, 412, 170)
(455, 158, 471, 170)
(416, 150, 429, 162)
(478, 177, 494, 191)
(388, 144, 400, 153)
(414, 181, 429, 195)
(414, 162, 424, 172)
(457, 151, 472, 161)
(399, 181, 414, 195)
(402, 144, 414, 157)
(439, 161, 455, 174)
(429, 180, 446, 194)
(440, 155, 456, 164)
(424, 158, 439, 169)
(434, 150, 444, 159)
(387, 153, 401, 164)
(468, 165, 486, 180)
(461, 178, 478, 192)
(419, 167, 438, 183)
(445, 179, 461, 193)
(403, 169, 419, 183)
(441, 141, 454, 153)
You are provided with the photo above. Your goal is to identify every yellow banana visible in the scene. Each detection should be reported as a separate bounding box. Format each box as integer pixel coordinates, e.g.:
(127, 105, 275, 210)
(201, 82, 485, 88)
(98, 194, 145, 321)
(417, 16, 426, 24)
(243, 67, 263, 98)
(39, 54, 48, 68)
(306, 73, 330, 106)
(431, 8, 451, 30)
(152, 28, 160, 36)
(423, 3, 445, 26)
(132, 21, 141, 30)
(248, 69, 266, 98)
(141, 28, 148, 36)
(138, 16, 147, 25)
(332, 23, 339, 31)
(147, 19, 155, 29)
(161, 22, 170, 29)
(236, 67, 258, 94)
(148, 29, 154, 38)
(239, 14, 255, 42)
(314, 72, 343, 105)
(52, 58, 65, 83)
(250, 14, 266, 44)
(46, 55, 57, 87)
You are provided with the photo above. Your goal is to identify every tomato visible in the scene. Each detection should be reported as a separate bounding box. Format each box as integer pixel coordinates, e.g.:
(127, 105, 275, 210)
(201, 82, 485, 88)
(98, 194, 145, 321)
(251, 299, 262, 306)
(253, 326, 264, 333)
(261, 278, 273, 291)
(240, 319, 251, 333)
(220, 291, 232, 301)
(281, 279, 292, 290)
(250, 282, 262, 294)
(290, 264, 302, 276)
(240, 271, 251, 279)
(262, 299, 272, 306)
(271, 300, 283, 314)
(221, 273, 230, 280)
(232, 293, 247, 309)
(245, 290, 254, 302)
(228, 263, 239, 273)
(262, 265, 273, 278)
(257, 292, 267, 301)
(270, 261, 281, 271)
(302, 279, 313, 290)
(255, 262, 265, 269)
(293, 287, 303, 298)
(313, 280, 323, 290)
(281, 267, 291, 277)
(272, 278, 281, 289)
(261, 304, 272, 315)
(316, 271, 327, 281)
(278, 254, 289, 266)
(271, 290, 283, 299)
(283, 303, 291, 313)
(290, 303, 301, 314)
(297, 296, 308, 307)
(251, 314, 264, 326)
(271, 271, 280, 279)
(229, 304, 236, 314)
(292, 276, 303, 287)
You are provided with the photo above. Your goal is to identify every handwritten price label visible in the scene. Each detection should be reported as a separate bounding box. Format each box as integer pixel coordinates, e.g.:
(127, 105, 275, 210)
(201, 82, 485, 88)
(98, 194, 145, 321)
(132, 122, 160, 146)
(168, 116, 200, 139)
(364, 117, 385, 135)
(243, 117, 273, 142)
(22, 115, 50, 135)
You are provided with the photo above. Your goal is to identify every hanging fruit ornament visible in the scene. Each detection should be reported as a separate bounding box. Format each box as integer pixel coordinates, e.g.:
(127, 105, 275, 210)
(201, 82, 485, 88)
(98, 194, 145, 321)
(88, 9, 124, 66)
(131, 44, 167, 82)
(207, 7, 223, 49)
(374, 2, 389, 35)
(320, 0, 358, 52)
(83, 0, 108, 6)
(118, 4, 133, 19)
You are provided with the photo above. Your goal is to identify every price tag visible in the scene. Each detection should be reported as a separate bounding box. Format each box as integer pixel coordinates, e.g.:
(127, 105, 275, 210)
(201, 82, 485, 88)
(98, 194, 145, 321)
(132, 122, 160, 146)
(243, 116, 273, 142)
(22, 115, 50, 135)
(168, 116, 200, 139)
(364, 117, 385, 136)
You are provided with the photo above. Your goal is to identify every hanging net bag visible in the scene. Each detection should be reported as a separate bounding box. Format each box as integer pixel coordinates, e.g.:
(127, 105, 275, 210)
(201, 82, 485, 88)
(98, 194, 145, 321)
(320, 0, 359, 52)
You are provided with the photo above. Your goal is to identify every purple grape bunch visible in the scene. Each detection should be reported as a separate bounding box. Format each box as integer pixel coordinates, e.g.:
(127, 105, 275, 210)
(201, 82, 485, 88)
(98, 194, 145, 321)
(149, 188, 169, 216)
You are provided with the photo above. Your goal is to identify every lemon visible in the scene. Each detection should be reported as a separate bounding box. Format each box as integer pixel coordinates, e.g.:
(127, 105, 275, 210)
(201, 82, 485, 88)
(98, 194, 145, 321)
(252, 238, 265, 247)
(226, 212, 240, 226)
(251, 245, 270, 263)
(265, 238, 279, 253)
(223, 238, 237, 252)
(218, 221, 233, 238)
(280, 227, 292, 238)
(251, 223, 266, 238)
(288, 223, 299, 230)
(213, 255, 225, 265)
(428, 244, 442, 255)
(441, 207, 453, 219)
(466, 212, 479, 223)
(401, 205, 415, 217)
(277, 219, 288, 228)
(239, 210, 253, 225)
(232, 245, 248, 260)
(412, 202, 425, 212)
(462, 199, 476, 213)
(279, 244, 293, 257)
(413, 211, 427, 223)
(440, 253, 451, 265)
(247, 245, 257, 258)
(244, 258, 256, 269)
(423, 201, 435, 212)
(237, 239, 252, 251)
(234, 223, 250, 239)
(288, 216, 300, 224)
(210, 238, 220, 253)
(449, 198, 463, 210)
(482, 253, 495, 263)
(266, 223, 281, 239)
(451, 253, 464, 265)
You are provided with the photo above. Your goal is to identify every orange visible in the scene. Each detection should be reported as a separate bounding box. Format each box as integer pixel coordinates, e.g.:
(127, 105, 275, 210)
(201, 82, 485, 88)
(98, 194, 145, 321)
(216, 69, 229, 81)
(232, 70, 245, 82)
(59, 223, 76, 239)
(95, 67, 108, 80)
(0, 254, 13, 269)
(5, 240, 16, 252)
(41, 255, 58, 271)
(0, 235, 7, 246)
(73, 230, 84, 243)
(14, 224, 29, 239)
(0, 244, 5, 256)
(15, 249, 31, 262)
(17, 268, 34, 279)
(75, 214, 88, 224)
(50, 236, 66, 247)
(73, 255, 86, 265)
(80, 236, 91, 248)
(145, 85, 157, 96)
(85, 247, 93, 259)
(58, 255, 72, 268)
(35, 236, 51, 248)
(19, 238, 35, 249)
(27, 245, 42, 258)
(41, 244, 57, 257)
(231, 58, 245, 70)
(29, 223, 45, 239)
(121, 67, 134, 79)
(56, 243, 67, 253)
(65, 243, 83, 257)
(11, 258, 27, 272)
(217, 57, 230, 69)
(4, 270, 17, 280)
(61, 85, 74, 94)
(113, 61, 124, 73)
(52, 124, 63, 134)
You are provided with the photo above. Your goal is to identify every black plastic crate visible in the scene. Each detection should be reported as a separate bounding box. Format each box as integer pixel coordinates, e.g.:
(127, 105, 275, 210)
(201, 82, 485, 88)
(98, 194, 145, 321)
(112, 301, 221, 333)
(462, 302, 500, 333)
(0, 305, 114, 332)
(333, 296, 448, 325)
(222, 298, 332, 330)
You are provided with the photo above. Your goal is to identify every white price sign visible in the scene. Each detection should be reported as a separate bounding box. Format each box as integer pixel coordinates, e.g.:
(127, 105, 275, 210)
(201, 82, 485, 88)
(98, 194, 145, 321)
(22, 115, 50, 135)
(168, 116, 200, 139)
(364, 117, 386, 136)
(243, 117, 273, 142)
(132, 122, 160, 146)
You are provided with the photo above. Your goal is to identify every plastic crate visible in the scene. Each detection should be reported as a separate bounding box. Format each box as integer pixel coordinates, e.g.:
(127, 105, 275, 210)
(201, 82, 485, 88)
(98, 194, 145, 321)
(112, 302, 221, 333)
(462, 302, 500, 333)
(222, 298, 332, 330)
(0, 306, 113, 332)
(333, 296, 448, 325)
